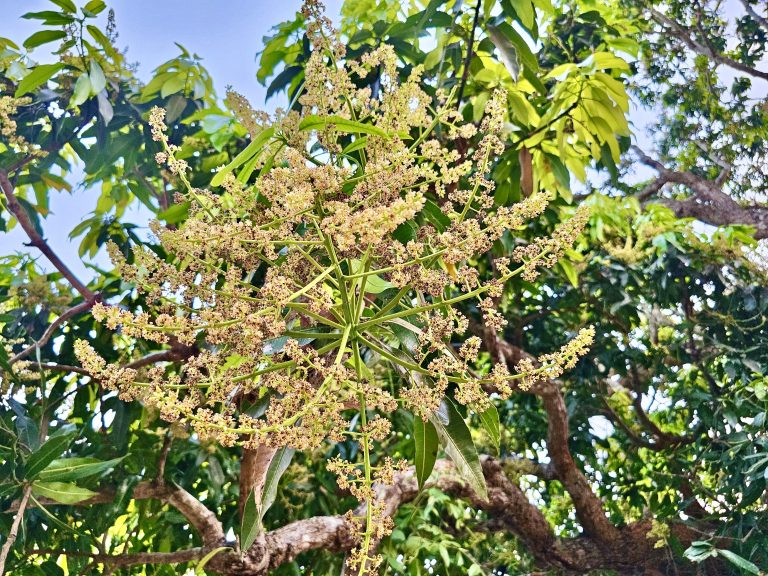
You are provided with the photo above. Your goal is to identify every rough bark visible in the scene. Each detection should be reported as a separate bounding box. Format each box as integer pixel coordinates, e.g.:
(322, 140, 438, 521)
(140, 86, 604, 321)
(633, 147, 768, 238)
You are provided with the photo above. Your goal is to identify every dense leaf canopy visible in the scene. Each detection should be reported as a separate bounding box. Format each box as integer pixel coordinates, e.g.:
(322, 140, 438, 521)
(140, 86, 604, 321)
(1, 1, 767, 575)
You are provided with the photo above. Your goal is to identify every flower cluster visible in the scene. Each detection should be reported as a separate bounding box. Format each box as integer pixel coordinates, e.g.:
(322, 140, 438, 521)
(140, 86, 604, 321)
(0, 95, 42, 156)
(75, 9, 592, 572)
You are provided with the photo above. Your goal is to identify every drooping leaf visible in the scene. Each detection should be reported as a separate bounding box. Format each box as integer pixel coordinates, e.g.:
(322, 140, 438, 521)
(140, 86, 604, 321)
(429, 398, 488, 501)
(38, 456, 124, 482)
(478, 404, 500, 454)
(70, 73, 92, 107)
(24, 432, 76, 480)
(32, 481, 98, 505)
(413, 417, 438, 490)
(240, 488, 260, 552)
(260, 447, 295, 523)
(89, 60, 107, 94)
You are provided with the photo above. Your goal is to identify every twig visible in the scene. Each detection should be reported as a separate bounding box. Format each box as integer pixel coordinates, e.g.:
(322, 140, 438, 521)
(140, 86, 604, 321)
(9, 301, 94, 364)
(0, 170, 96, 300)
(0, 484, 32, 575)
(456, 0, 482, 109)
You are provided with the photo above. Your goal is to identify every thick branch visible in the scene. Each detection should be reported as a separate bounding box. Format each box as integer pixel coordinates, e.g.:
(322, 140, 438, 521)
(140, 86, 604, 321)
(10, 481, 224, 548)
(739, 0, 768, 34)
(28, 547, 207, 568)
(0, 170, 96, 300)
(477, 326, 620, 544)
(633, 147, 768, 238)
(648, 7, 768, 81)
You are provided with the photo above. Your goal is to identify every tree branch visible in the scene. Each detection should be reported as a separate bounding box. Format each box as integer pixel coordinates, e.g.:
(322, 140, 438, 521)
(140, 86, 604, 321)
(648, 7, 768, 81)
(8, 301, 94, 365)
(456, 0, 482, 109)
(0, 484, 32, 575)
(739, 0, 768, 34)
(0, 170, 96, 300)
(27, 547, 207, 568)
(471, 322, 620, 544)
(632, 146, 768, 238)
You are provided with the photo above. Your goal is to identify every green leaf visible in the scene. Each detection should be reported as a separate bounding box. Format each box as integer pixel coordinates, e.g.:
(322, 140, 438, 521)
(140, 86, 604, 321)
(158, 201, 190, 224)
(342, 136, 368, 155)
(25, 432, 76, 480)
(23, 29, 67, 50)
(559, 259, 579, 288)
(49, 0, 77, 13)
(161, 74, 186, 98)
(478, 404, 500, 454)
(22, 11, 75, 25)
(509, 0, 535, 29)
(429, 398, 488, 501)
(87, 24, 118, 59)
(240, 488, 260, 552)
(89, 60, 107, 94)
(210, 126, 276, 187)
(70, 73, 92, 107)
(31, 481, 98, 505)
(413, 417, 438, 490)
(260, 447, 294, 522)
(195, 547, 231, 575)
(15, 63, 63, 97)
(298, 115, 390, 138)
(718, 550, 761, 575)
(165, 94, 187, 124)
(83, 0, 107, 14)
(38, 456, 124, 482)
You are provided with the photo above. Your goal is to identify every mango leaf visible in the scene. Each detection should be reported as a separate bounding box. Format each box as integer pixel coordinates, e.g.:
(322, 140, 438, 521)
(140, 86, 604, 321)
(24, 432, 76, 480)
(210, 126, 276, 187)
(298, 115, 390, 138)
(260, 447, 295, 523)
(84, 0, 107, 15)
(158, 201, 190, 224)
(23, 29, 67, 50)
(15, 63, 63, 97)
(89, 60, 107, 94)
(240, 488, 260, 552)
(429, 398, 488, 501)
(70, 73, 92, 107)
(49, 0, 77, 13)
(38, 456, 124, 482)
(718, 550, 760, 575)
(413, 417, 438, 490)
(32, 481, 98, 505)
(478, 404, 500, 454)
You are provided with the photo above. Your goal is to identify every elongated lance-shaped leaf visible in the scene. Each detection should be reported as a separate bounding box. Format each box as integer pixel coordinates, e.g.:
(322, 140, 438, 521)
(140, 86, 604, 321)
(429, 398, 488, 502)
(260, 447, 295, 522)
(413, 417, 439, 490)
(240, 488, 260, 552)
(298, 115, 391, 138)
(31, 481, 97, 505)
(38, 456, 125, 482)
(210, 126, 276, 187)
(25, 432, 76, 480)
(478, 404, 501, 455)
